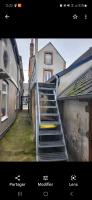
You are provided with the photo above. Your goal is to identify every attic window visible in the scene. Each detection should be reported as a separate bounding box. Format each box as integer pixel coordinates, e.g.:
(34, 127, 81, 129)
(3, 51, 8, 68)
(44, 52, 53, 65)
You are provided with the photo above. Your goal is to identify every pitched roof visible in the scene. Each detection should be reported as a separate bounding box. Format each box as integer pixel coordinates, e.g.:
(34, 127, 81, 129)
(57, 47, 92, 77)
(38, 42, 66, 63)
(58, 66, 92, 100)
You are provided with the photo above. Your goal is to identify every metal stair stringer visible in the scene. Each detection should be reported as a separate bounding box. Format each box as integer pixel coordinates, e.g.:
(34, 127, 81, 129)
(35, 81, 68, 161)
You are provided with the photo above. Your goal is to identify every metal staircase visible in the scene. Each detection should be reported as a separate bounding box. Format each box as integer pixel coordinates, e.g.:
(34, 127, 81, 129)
(35, 82, 68, 161)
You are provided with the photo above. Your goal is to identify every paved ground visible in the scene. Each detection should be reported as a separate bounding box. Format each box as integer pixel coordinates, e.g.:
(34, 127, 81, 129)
(0, 111, 36, 161)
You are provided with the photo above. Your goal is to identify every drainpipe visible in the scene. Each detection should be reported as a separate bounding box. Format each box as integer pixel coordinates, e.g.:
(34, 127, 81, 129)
(30, 39, 34, 58)
(35, 39, 38, 56)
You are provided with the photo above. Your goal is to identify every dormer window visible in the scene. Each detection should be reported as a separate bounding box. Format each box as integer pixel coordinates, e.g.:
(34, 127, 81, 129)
(44, 52, 53, 65)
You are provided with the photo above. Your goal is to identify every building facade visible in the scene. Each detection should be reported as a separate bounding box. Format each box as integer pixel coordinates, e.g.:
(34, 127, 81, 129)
(57, 48, 92, 161)
(28, 39, 66, 129)
(0, 39, 24, 137)
(29, 39, 66, 84)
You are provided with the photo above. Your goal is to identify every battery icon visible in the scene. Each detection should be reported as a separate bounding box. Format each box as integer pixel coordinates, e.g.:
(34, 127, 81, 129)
(14, 3, 23, 8)
(17, 3, 22, 8)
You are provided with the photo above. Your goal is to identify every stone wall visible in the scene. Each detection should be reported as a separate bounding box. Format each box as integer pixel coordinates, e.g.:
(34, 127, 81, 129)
(58, 99, 89, 161)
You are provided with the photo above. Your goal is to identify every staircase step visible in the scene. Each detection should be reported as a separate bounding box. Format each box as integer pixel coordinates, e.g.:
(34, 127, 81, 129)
(40, 113, 58, 116)
(39, 134, 63, 142)
(39, 130, 61, 135)
(39, 140, 64, 148)
(39, 124, 59, 129)
(38, 83, 55, 88)
(40, 93, 54, 96)
(39, 121, 60, 129)
(38, 152, 67, 161)
(40, 106, 57, 108)
(39, 87, 54, 91)
(40, 100, 56, 102)
(40, 121, 60, 124)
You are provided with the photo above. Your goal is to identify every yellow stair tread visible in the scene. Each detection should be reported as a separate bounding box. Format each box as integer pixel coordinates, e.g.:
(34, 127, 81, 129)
(39, 124, 57, 129)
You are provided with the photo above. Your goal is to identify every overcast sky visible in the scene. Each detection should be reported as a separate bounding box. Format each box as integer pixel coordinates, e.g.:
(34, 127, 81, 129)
(16, 39, 92, 83)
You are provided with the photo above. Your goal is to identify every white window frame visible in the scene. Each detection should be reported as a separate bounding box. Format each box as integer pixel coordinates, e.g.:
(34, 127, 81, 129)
(1, 81, 8, 122)
(44, 52, 53, 65)
(44, 70, 52, 82)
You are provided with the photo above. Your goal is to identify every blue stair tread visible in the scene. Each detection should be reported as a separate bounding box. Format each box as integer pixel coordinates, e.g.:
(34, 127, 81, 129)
(38, 152, 68, 161)
(40, 113, 58, 116)
(40, 92, 54, 96)
(38, 83, 55, 88)
(40, 121, 60, 125)
(39, 130, 61, 135)
(39, 140, 64, 147)
(39, 87, 54, 90)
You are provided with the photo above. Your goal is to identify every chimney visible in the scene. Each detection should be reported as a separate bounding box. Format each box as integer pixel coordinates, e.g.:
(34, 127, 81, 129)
(30, 39, 34, 58)
(35, 39, 38, 56)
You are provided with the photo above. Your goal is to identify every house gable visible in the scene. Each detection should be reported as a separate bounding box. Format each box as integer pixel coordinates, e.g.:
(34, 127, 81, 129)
(37, 42, 66, 64)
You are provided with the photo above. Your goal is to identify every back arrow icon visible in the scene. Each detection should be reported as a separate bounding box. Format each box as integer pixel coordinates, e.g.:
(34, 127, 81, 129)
(5, 14, 10, 19)
(70, 191, 74, 196)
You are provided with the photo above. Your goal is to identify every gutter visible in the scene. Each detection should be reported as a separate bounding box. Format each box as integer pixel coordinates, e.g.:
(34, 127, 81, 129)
(58, 94, 92, 101)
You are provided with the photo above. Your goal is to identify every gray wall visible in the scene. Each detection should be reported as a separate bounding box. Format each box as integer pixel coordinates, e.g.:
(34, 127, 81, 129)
(0, 39, 20, 137)
(0, 39, 19, 86)
(58, 100, 89, 161)
(0, 80, 17, 136)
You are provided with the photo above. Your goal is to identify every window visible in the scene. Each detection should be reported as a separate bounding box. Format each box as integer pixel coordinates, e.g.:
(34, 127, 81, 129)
(1, 82, 8, 121)
(3, 50, 9, 68)
(43, 70, 52, 82)
(44, 52, 53, 65)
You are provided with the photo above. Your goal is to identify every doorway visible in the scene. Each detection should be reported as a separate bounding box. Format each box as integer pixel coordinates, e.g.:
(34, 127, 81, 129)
(22, 96, 28, 110)
(43, 69, 53, 82)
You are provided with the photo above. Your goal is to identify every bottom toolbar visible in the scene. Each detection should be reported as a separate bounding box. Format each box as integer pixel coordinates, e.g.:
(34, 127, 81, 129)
(0, 162, 91, 199)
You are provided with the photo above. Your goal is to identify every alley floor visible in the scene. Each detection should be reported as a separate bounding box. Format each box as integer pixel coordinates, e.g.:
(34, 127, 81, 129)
(0, 111, 36, 161)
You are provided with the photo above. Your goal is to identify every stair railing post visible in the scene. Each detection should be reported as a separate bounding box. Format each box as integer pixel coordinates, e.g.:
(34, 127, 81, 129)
(35, 56, 41, 161)
(35, 85, 38, 161)
(35, 58, 38, 161)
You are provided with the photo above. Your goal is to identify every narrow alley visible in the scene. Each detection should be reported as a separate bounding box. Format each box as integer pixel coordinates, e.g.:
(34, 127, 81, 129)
(1, 39, 92, 161)
(0, 111, 36, 161)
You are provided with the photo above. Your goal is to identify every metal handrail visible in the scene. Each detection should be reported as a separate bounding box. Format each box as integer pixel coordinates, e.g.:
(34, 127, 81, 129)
(35, 82, 39, 161)
(29, 57, 40, 161)
(54, 76, 69, 160)
(35, 58, 40, 161)
(55, 75, 59, 97)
